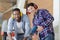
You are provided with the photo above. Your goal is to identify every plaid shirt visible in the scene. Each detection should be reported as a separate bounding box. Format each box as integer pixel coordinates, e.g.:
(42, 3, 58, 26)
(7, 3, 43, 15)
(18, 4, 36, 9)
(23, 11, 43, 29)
(33, 9, 54, 40)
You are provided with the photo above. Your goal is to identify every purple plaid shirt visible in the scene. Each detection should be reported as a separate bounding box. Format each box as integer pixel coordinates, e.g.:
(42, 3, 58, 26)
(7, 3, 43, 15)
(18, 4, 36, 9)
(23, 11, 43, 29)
(33, 9, 54, 40)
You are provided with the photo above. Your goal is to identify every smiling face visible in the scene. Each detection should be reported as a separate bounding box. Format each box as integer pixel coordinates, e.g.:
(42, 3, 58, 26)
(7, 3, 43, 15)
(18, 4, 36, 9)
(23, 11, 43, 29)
(13, 11, 21, 22)
(27, 6, 36, 14)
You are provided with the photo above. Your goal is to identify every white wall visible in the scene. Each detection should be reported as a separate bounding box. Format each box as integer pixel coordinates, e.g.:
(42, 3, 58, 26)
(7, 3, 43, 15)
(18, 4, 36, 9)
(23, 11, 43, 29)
(53, 0, 59, 27)
(17, 0, 26, 14)
(53, 0, 59, 40)
(59, 0, 60, 39)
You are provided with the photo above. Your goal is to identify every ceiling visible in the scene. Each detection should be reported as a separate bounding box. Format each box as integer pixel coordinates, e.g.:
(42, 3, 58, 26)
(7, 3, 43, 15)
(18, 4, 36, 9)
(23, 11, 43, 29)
(0, 0, 16, 13)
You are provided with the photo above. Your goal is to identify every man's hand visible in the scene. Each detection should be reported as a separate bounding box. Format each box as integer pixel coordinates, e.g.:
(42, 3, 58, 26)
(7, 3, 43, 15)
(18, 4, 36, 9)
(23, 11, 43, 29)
(1, 32, 4, 36)
(23, 37, 27, 40)
(8, 33, 13, 40)
(32, 33, 38, 40)
(37, 26, 44, 32)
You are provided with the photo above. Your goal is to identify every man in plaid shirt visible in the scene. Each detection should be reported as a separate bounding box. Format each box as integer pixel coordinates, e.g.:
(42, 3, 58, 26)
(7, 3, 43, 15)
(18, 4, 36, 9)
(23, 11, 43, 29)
(27, 3, 55, 40)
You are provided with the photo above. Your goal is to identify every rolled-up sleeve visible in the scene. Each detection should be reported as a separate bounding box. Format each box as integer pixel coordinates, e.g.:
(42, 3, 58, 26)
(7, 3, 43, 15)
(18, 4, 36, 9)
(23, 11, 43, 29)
(23, 15, 30, 37)
(7, 17, 14, 34)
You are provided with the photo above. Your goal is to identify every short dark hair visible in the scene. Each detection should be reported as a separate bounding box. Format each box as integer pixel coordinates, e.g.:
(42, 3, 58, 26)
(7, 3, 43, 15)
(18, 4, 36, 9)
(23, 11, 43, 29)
(26, 3, 38, 9)
(13, 8, 20, 13)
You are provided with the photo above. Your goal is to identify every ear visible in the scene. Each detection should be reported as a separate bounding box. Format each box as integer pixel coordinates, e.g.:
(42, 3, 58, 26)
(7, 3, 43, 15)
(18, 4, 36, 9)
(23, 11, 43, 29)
(34, 4, 38, 9)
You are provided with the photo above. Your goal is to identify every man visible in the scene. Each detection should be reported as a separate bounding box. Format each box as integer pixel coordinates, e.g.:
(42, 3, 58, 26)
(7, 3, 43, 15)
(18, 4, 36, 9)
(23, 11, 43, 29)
(7, 8, 31, 40)
(27, 3, 55, 40)
(1, 20, 8, 40)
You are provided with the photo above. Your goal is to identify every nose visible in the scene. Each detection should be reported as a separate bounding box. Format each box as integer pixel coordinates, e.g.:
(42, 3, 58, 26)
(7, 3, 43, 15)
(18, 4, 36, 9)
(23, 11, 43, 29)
(15, 15, 18, 18)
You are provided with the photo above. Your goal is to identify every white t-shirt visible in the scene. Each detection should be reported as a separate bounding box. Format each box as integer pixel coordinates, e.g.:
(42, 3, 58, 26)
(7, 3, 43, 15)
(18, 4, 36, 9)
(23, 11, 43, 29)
(16, 21, 24, 33)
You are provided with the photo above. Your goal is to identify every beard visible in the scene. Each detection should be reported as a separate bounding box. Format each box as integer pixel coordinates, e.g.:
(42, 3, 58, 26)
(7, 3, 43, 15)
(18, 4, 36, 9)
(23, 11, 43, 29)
(15, 17, 21, 22)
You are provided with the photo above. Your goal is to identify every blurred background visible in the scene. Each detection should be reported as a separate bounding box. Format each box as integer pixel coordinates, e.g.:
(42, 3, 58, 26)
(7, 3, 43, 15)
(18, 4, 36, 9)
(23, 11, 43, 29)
(0, 0, 59, 40)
